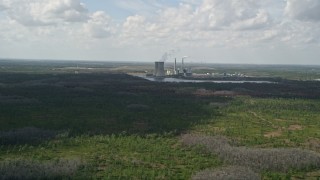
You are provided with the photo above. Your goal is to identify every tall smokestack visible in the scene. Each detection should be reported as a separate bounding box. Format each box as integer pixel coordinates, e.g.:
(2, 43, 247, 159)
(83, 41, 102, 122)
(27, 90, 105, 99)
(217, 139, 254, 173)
(181, 58, 184, 71)
(174, 58, 177, 74)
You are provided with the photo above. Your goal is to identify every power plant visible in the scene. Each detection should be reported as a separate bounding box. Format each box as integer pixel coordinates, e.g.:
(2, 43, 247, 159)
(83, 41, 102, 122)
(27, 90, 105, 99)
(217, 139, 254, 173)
(154, 61, 165, 77)
(172, 56, 192, 76)
(152, 56, 192, 78)
(150, 52, 192, 78)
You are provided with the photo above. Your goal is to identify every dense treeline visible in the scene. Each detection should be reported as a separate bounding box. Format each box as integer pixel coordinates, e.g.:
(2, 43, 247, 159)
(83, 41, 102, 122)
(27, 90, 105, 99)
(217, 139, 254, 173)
(0, 73, 222, 134)
(1, 72, 319, 135)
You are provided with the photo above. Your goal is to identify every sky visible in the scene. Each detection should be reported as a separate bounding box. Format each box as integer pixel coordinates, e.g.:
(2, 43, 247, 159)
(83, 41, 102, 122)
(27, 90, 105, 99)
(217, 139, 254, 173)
(0, 0, 320, 64)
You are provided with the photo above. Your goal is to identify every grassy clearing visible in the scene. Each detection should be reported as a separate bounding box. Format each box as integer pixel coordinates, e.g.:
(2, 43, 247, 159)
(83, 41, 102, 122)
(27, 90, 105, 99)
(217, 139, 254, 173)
(190, 97, 320, 178)
(0, 135, 221, 179)
(193, 97, 320, 148)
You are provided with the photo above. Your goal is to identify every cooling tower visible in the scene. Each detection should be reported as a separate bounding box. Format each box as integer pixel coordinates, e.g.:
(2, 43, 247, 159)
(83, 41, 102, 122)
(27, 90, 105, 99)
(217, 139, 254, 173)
(154, 62, 165, 77)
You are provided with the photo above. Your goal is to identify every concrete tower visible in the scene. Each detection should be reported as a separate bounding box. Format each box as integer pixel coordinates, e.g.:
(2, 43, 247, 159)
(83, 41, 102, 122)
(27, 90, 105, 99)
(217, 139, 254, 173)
(154, 62, 165, 77)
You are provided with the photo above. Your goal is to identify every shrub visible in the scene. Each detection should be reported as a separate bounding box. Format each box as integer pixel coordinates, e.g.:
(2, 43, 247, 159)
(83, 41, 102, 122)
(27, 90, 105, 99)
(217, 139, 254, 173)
(192, 166, 260, 180)
(181, 134, 320, 172)
(0, 158, 84, 179)
(0, 127, 58, 145)
(126, 104, 150, 111)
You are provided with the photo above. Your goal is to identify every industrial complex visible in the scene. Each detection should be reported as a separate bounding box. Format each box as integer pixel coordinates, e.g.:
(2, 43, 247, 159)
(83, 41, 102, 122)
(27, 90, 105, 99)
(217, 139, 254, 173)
(152, 57, 192, 78)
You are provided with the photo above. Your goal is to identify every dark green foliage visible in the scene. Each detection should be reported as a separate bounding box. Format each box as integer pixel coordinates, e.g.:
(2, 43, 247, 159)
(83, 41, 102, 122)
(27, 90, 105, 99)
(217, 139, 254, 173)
(0, 127, 58, 145)
(0, 73, 222, 135)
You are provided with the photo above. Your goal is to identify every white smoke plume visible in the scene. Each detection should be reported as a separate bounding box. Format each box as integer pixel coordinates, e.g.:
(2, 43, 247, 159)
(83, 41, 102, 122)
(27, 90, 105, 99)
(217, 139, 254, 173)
(159, 49, 178, 62)
(159, 52, 169, 62)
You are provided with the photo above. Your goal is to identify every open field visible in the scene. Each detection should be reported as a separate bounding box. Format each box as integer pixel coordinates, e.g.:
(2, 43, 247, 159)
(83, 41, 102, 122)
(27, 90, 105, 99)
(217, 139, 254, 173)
(0, 60, 320, 179)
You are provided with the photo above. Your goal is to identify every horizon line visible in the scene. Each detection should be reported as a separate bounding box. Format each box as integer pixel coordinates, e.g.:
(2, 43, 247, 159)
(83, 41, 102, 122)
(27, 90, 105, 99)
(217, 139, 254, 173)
(1, 58, 320, 66)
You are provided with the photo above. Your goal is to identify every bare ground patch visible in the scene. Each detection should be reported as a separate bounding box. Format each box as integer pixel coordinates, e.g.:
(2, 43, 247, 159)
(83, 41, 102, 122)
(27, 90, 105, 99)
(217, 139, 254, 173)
(305, 138, 320, 153)
(274, 118, 287, 122)
(288, 124, 303, 131)
(211, 127, 226, 133)
(306, 170, 320, 179)
(264, 129, 282, 138)
(249, 111, 276, 128)
(264, 125, 303, 138)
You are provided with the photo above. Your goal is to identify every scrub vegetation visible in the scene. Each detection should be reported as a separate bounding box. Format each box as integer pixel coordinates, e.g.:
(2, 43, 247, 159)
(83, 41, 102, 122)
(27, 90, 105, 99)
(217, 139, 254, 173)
(0, 60, 320, 179)
(192, 166, 260, 180)
(0, 158, 84, 179)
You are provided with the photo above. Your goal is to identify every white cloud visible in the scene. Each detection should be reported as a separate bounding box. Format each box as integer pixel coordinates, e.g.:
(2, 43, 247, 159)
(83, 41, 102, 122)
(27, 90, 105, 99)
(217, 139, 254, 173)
(83, 11, 114, 38)
(193, 0, 272, 30)
(278, 21, 320, 46)
(0, 0, 9, 11)
(118, 0, 320, 51)
(121, 15, 147, 44)
(230, 9, 270, 30)
(285, 0, 320, 21)
(114, 0, 169, 16)
(119, 0, 274, 48)
(0, 0, 320, 64)
(6, 0, 88, 26)
(0, 5, 5, 11)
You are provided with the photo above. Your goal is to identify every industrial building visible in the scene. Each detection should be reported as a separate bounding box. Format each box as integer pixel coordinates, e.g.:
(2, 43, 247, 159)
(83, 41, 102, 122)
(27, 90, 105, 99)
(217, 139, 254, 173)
(154, 61, 165, 77)
(153, 57, 192, 78)
(173, 57, 192, 77)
